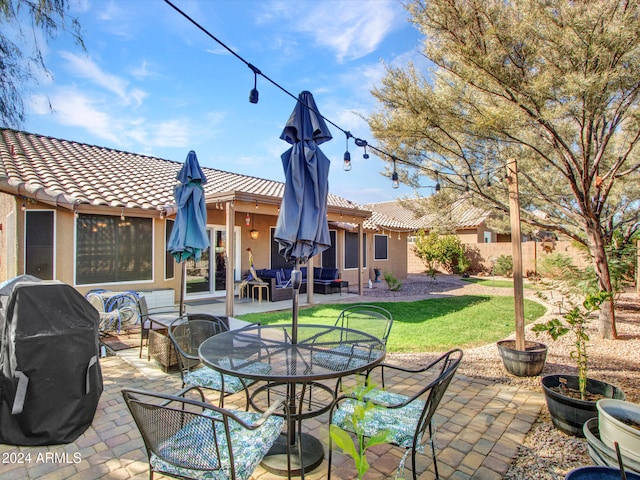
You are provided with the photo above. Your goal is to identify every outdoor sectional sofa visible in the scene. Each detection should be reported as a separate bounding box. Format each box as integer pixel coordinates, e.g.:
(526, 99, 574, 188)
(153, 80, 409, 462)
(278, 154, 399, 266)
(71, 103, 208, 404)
(253, 266, 340, 301)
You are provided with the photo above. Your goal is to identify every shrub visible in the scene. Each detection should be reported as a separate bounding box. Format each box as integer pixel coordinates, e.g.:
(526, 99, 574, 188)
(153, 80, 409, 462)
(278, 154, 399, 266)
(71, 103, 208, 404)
(493, 255, 513, 277)
(383, 271, 402, 291)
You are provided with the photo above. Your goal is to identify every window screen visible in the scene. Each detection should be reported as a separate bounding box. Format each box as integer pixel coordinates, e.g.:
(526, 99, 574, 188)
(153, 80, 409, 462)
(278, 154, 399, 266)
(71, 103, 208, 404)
(321, 230, 336, 269)
(165, 219, 175, 279)
(25, 210, 54, 280)
(76, 214, 152, 284)
(270, 228, 293, 269)
(344, 231, 367, 269)
(374, 234, 388, 260)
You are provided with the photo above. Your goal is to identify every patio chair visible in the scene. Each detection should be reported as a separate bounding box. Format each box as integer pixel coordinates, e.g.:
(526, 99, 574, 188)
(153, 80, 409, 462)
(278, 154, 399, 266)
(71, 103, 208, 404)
(121, 387, 289, 480)
(138, 296, 182, 359)
(328, 348, 463, 480)
(168, 314, 271, 408)
(312, 304, 393, 395)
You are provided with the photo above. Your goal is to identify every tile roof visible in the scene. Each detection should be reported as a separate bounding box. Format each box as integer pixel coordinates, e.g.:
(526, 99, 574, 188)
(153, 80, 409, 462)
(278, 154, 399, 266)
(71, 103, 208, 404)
(0, 129, 367, 216)
(366, 196, 492, 231)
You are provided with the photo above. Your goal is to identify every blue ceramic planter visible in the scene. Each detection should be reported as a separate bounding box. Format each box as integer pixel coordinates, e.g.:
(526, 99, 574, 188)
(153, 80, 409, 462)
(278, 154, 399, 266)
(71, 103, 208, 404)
(565, 466, 640, 479)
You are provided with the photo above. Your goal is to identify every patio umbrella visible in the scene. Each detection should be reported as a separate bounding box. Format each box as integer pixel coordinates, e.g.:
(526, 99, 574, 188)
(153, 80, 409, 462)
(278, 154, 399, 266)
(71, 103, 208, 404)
(274, 90, 332, 343)
(167, 150, 209, 314)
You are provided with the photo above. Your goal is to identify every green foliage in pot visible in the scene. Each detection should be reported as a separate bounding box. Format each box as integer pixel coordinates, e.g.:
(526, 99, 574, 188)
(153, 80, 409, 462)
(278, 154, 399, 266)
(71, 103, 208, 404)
(532, 291, 611, 400)
(330, 380, 390, 480)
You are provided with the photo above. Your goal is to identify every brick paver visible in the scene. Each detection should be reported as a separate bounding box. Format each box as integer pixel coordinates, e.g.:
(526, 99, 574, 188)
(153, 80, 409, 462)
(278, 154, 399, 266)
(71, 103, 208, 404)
(0, 349, 543, 479)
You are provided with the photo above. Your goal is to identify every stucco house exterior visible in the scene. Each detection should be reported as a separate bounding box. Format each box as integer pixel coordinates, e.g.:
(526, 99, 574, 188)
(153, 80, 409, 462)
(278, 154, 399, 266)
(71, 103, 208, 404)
(0, 129, 411, 315)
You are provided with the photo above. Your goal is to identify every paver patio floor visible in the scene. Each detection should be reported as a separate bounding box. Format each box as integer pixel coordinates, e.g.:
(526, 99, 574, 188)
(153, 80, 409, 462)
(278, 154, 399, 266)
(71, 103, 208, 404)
(0, 349, 544, 480)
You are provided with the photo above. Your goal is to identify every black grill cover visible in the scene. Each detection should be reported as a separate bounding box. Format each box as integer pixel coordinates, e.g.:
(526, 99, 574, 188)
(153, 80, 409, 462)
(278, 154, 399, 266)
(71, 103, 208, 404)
(0, 279, 103, 445)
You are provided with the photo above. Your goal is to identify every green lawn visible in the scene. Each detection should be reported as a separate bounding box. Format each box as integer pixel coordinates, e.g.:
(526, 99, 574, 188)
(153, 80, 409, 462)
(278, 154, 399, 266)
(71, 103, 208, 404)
(461, 277, 538, 289)
(237, 295, 547, 353)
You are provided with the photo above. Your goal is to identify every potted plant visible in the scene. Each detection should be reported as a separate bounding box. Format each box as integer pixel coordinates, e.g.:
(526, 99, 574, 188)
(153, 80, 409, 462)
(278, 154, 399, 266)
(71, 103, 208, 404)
(596, 398, 640, 465)
(532, 292, 625, 437)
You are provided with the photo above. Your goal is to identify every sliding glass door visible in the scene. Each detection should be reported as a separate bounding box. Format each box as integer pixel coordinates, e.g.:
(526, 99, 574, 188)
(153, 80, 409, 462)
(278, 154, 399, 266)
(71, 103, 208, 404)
(185, 225, 240, 299)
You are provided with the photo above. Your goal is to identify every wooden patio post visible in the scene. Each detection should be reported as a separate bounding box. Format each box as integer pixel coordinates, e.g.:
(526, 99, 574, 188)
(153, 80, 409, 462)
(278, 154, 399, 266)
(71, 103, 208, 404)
(507, 159, 526, 351)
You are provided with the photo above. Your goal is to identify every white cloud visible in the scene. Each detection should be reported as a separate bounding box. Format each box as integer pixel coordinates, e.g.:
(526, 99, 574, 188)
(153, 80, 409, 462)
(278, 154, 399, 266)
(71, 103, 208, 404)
(295, 1, 404, 63)
(256, 0, 404, 63)
(59, 51, 148, 107)
(45, 88, 121, 144)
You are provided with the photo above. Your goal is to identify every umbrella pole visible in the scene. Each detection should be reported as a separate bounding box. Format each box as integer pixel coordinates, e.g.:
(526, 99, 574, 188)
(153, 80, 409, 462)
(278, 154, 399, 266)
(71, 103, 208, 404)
(291, 259, 302, 345)
(179, 261, 186, 315)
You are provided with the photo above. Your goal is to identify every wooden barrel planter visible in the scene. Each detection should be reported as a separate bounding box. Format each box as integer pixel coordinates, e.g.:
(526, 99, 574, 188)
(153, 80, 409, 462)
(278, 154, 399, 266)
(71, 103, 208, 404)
(497, 339, 547, 377)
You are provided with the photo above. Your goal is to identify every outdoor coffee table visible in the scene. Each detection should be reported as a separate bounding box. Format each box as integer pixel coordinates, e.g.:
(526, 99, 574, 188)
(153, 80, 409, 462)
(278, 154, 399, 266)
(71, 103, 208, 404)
(199, 323, 385, 477)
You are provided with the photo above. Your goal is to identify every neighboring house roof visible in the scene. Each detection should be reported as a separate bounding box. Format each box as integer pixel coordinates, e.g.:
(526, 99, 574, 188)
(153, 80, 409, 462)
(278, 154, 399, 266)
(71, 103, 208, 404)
(0, 129, 366, 217)
(366, 196, 492, 231)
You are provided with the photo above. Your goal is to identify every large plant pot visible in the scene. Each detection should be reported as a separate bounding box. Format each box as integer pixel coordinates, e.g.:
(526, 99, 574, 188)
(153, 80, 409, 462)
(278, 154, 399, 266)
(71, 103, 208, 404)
(541, 375, 625, 437)
(497, 340, 547, 377)
(597, 399, 640, 464)
(584, 418, 640, 474)
(565, 466, 640, 479)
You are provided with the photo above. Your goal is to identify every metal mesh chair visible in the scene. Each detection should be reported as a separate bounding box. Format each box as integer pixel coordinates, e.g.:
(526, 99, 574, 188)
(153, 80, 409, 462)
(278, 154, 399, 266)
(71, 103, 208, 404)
(122, 387, 288, 480)
(168, 314, 270, 408)
(328, 348, 463, 480)
(312, 304, 393, 396)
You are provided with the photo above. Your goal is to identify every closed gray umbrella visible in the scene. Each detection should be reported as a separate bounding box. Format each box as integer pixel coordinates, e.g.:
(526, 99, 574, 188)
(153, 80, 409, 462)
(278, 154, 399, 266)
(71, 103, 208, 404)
(167, 150, 209, 314)
(274, 91, 332, 343)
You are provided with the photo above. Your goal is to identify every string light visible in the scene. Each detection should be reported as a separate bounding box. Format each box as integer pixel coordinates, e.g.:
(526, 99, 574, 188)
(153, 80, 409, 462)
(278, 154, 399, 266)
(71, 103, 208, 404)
(248, 64, 260, 104)
(355, 138, 369, 159)
(343, 131, 352, 171)
(163, 0, 509, 190)
(255, 200, 259, 209)
(435, 172, 441, 193)
(120, 208, 125, 221)
(392, 159, 399, 189)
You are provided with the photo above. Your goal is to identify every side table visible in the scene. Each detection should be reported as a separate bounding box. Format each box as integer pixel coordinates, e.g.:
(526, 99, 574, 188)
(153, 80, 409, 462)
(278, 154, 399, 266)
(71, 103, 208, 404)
(330, 280, 349, 296)
(252, 283, 269, 303)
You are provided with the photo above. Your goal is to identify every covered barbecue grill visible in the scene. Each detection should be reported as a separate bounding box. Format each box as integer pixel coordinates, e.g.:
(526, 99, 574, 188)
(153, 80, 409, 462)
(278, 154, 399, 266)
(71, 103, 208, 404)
(0, 277, 103, 445)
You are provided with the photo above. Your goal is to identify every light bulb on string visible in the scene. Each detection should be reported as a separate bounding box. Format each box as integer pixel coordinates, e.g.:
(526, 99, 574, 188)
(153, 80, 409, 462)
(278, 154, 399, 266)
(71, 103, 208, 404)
(355, 138, 369, 159)
(343, 131, 352, 171)
(248, 64, 260, 104)
(434, 172, 441, 193)
(391, 159, 399, 189)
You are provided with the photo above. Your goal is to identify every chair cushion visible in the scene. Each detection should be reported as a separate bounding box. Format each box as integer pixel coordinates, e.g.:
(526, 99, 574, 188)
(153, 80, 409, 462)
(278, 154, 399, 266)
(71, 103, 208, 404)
(184, 360, 272, 394)
(151, 409, 284, 480)
(312, 344, 373, 371)
(320, 268, 338, 280)
(332, 389, 426, 448)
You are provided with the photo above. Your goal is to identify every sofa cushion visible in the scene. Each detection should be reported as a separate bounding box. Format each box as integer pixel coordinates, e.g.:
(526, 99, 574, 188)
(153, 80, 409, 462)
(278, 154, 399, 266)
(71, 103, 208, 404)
(313, 267, 322, 279)
(320, 268, 338, 281)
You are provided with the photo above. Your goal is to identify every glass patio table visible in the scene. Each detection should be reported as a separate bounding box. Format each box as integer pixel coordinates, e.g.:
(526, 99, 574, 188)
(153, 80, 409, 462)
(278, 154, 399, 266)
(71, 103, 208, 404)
(198, 323, 386, 477)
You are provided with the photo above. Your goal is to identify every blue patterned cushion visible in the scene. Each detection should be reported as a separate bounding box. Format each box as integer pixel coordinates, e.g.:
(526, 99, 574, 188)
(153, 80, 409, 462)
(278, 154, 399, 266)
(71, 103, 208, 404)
(313, 344, 372, 371)
(151, 409, 284, 480)
(184, 360, 271, 393)
(332, 389, 426, 448)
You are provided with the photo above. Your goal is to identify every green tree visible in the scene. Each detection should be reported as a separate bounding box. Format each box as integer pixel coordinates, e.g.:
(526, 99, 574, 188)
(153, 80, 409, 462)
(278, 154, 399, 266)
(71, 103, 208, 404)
(368, 0, 640, 339)
(0, 0, 84, 128)
(413, 229, 469, 274)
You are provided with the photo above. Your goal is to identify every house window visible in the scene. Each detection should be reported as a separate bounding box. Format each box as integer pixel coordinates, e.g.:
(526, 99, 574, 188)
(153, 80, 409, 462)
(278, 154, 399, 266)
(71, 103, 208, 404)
(76, 213, 152, 285)
(25, 210, 55, 280)
(322, 230, 337, 269)
(484, 231, 492, 243)
(165, 219, 175, 279)
(374, 234, 388, 261)
(270, 227, 292, 269)
(344, 231, 367, 269)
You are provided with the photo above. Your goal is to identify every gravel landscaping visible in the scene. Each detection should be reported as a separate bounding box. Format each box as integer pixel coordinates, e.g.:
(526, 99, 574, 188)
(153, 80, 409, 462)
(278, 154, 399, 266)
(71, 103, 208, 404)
(359, 274, 640, 479)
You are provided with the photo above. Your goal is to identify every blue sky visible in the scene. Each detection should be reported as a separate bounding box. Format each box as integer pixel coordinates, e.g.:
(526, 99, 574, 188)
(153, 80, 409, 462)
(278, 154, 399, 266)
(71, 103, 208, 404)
(22, 0, 428, 205)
